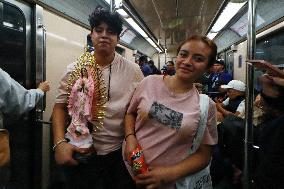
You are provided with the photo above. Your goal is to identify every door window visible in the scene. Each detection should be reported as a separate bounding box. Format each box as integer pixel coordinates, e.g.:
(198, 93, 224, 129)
(0, 3, 26, 85)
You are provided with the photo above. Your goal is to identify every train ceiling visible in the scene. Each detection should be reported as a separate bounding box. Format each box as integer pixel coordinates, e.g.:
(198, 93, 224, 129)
(125, 0, 226, 54)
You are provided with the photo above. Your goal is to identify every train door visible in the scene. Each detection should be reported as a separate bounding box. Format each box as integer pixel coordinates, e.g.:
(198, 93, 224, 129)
(0, 0, 45, 188)
(226, 50, 234, 78)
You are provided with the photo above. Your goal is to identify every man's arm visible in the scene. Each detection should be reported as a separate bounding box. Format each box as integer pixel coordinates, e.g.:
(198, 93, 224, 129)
(52, 103, 81, 166)
(52, 103, 69, 144)
(0, 68, 49, 115)
(216, 102, 234, 117)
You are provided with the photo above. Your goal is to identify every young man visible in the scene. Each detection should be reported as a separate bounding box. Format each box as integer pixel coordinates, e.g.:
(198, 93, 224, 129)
(166, 60, 176, 76)
(52, 7, 143, 189)
(216, 80, 246, 122)
(208, 59, 232, 100)
(138, 55, 152, 76)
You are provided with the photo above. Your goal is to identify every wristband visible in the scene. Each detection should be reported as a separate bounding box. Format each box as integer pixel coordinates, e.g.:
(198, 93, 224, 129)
(53, 139, 68, 151)
(124, 133, 136, 141)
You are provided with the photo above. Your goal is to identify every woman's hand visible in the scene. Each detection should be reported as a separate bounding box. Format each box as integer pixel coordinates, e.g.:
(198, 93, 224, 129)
(124, 134, 138, 164)
(135, 166, 174, 189)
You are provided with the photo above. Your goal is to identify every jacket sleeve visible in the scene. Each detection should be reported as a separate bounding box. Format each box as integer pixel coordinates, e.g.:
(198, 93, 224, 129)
(0, 68, 44, 115)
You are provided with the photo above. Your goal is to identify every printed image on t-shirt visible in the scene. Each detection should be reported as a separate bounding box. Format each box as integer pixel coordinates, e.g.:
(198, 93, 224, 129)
(149, 101, 183, 130)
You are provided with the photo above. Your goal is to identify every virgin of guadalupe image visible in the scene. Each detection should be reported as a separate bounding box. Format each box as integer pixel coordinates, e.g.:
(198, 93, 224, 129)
(64, 50, 107, 151)
(65, 67, 95, 148)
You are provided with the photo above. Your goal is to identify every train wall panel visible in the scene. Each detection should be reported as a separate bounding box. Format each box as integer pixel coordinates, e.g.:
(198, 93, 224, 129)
(43, 9, 89, 121)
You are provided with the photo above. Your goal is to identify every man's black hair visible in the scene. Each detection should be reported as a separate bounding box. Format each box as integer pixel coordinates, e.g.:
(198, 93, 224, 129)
(167, 61, 174, 66)
(216, 59, 225, 66)
(89, 6, 123, 37)
(139, 55, 148, 63)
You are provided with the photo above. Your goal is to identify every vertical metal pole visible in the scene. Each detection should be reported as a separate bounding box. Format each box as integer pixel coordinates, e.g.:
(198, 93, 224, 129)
(158, 39, 161, 69)
(244, 0, 256, 188)
(110, 0, 115, 12)
(164, 33, 167, 64)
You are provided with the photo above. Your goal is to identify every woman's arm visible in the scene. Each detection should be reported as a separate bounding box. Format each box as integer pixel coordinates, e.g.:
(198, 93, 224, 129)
(124, 113, 139, 163)
(167, 144, 212, 179)
(135, 144, 213, 189)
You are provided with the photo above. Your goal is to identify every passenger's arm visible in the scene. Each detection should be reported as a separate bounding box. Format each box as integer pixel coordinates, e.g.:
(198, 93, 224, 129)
(0, 68, 48, 115)
(52, 103, 82, 166)
(135, 144, 213, 188)
(124, 113, 139, 163)
(216, 102, 234, 117)
(52, 103, 69, 146)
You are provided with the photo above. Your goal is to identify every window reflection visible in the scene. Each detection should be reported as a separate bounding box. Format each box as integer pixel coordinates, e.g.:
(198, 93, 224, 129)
(0, 3, 26, 85)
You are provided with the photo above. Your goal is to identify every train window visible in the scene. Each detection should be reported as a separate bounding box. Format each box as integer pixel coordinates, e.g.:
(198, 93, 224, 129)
(3, 4, 24, 32)
(254, 30, 284, 91)
(256, 31, 284, 65)
(0, 3, 26, 85)
(115, 46, 125, 57)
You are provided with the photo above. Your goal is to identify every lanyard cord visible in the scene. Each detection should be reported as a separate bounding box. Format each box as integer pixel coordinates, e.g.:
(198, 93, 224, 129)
(107, 64, 112, 101)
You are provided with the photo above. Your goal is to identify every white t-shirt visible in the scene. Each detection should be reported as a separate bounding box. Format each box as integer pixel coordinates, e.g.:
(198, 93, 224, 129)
(55, 52, 144, 155)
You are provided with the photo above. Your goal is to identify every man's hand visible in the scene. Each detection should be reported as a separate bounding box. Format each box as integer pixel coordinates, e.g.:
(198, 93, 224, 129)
(38, 81, 50, 92)
(54, 142, 86, 166)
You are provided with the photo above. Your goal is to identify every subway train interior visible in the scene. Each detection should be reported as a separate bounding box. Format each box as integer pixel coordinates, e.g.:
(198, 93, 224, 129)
(0, 0, 284, 188)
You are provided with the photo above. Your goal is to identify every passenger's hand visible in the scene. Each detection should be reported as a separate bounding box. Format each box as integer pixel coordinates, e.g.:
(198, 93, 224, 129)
(124, 135, 138, 164)
(54, 142, 85, 166)
(38, 81, 50, 92)
(215, 102, 223, 111)
(135, 166, 172, 189)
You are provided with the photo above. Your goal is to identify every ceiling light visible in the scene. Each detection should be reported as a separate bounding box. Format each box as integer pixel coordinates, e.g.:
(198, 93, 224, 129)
(211, 2, 246, 32)
(125, 18, 148, 38)
(207, 32, 218, 39)
(117, 8, 128, 17)
(146, 38, 157, 48)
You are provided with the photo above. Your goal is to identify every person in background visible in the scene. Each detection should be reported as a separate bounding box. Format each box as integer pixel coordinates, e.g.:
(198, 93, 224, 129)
(123, 35, 218, 189)
(208, 59, 232, 100)
(148, 60, 161, 75)
(194, 82, 204, 93)
(199, 64, 215, 94)
(166, 60, 176, 76)
(247, 60, 284, 189)
(0, 67, 50, 188)
(215, 80, 246, 122)
(52, 7, 144, 189)
(139, 55, 152, 76)
(161, 65, 168, 75)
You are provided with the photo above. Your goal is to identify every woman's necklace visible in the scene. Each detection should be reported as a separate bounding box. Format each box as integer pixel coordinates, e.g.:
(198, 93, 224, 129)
(167, 76, 193, 97)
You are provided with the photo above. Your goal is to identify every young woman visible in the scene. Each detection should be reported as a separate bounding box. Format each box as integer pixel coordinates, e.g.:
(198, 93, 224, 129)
(123, 35, 218, 189)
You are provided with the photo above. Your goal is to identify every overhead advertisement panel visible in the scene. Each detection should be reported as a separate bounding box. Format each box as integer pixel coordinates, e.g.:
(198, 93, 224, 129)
(120, 26, 136, 44)
(230, 12, 265, 37)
